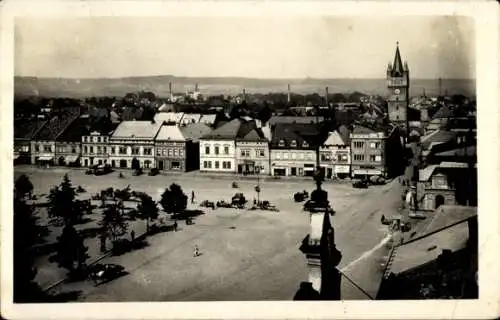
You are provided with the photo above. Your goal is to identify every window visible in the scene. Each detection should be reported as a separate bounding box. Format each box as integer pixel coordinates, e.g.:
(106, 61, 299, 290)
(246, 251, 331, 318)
(307, 153, 314, 160)
(179, 149, 184, 157)
(375, 155, 382, 162)
(276, 152, 281, 159)
(173, 149, 178, 157)
(291, 152, 296, 160)
(157, 148, 162, 156)
(90, 146, 94, 154)
(284, 153, 289, 159)
(226, 161, 231, 169)
(144, 160, 151, 168)
(215, 146, 220, 155)
(369, 155, 376, 162)
(215, 161, 220, 169)
(103, 147, 107, 154)
(97, 146, 102, 154)
(84, 146, 88, 153)
(241, 149, 250, 157)
(112, 147, 116, 154)
(168, 149, 173, 156)
(144, 147, 152, 155)
(290, 140, 297, 147)
(162, 149, 167, 156)
(171, 161, 180, 169)
(205, 146, 210, 155)
(119, 147, 127, 155)
(278, 139, 285, 147)
(354, 154, 365, 161)
(299, 153, 304, 160)
(98, 160, 103, 165)
(302, 141, 309, 148)
(354, 141, 364, 148)
(35, 145, 40, 152)
(132, 147, 140, 155)
(71, 147, 76, 153)
(224, 146, 229, 154)
(204, 161, 212, 169)
(44, 145, 51, 153)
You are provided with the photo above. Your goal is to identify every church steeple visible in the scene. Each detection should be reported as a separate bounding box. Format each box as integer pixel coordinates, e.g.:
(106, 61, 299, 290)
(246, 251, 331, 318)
(392, 42, 404, 76)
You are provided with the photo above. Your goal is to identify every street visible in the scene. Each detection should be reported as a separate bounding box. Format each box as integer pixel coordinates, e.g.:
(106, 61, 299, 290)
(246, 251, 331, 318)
(15, 166, 402, 301)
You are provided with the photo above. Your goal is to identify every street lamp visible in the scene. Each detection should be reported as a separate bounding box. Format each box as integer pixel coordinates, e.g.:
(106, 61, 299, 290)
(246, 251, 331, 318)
(255, 163, 261, 205)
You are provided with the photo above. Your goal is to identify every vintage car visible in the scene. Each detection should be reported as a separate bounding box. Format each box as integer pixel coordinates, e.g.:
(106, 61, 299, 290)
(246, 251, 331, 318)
(88, 263, 126, 285)
(294, 190, 309, 202)
(148, 168, 160, 176)
(352, 179, 369, 189)
(200, 200, 216, 209)
(231, 193, 247, 208)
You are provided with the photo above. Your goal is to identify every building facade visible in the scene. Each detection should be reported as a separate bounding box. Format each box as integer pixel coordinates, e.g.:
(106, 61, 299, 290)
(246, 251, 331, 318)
(82, 131, 110, 167)
(350, 125, 388, 178)
(270, 123, 321, 177)
(108, 121, 162, 169)
(155, 125, 187, 171)
(387, 42, 409, 134)
(199, 139, 236, 172)
(235, 139, 269, 175)
(320, 130, 351, 179)
(14, 119, 47, 164)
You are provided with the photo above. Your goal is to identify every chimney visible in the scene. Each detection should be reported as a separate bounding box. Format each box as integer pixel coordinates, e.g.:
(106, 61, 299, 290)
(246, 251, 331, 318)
(243, 88, 246, 102)
(195, 83, 199, 92)
(325, 87, 329, 106)
(169, 82, 173, 98)
(287, 84, 291, 104)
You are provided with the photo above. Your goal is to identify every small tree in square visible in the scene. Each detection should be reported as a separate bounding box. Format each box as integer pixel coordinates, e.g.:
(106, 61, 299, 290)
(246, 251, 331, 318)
(50, 224, 89, 275)
(14, 174, 34, 199)
(160, 183, 187, 218)
(99, 203, 128, 243)
(48, 174, 82, 225)
(137, 193, 159, 233)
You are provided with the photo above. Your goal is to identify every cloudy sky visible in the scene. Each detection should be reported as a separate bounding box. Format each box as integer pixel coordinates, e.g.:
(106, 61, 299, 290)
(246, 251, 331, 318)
(15, 16, 475, 79)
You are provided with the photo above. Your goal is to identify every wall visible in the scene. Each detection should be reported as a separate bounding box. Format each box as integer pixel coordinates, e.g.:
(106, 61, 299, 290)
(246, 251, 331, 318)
(270, 149, 317, 176)
(235, 140, 270, 175)
(108, 139, 156, 169)
(155, 140, 186, 171)
(199, 139, 236, 172)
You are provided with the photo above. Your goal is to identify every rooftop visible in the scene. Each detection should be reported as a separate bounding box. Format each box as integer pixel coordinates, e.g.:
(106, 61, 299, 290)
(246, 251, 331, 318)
(435, 145, 477, 158)
(57, 116, 90, 142)
(14, 119, 47, 140)
(155, 125, 186, 142)
(421, 130, 458, 150)
(201, 118, 262, 141)
(268, 116, 324, 126)
(111, 121, 163, 139)
(179, 123, 213, 143)
(33, 112, 80, 141)
(270, 123, 323, 149)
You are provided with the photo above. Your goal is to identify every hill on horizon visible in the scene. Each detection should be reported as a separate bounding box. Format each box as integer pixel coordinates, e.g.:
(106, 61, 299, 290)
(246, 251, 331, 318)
(14, 75, 476, 99)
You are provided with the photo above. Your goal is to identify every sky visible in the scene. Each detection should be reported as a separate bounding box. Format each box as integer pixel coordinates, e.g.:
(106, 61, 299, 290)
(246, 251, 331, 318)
(14, 16, 475, 79)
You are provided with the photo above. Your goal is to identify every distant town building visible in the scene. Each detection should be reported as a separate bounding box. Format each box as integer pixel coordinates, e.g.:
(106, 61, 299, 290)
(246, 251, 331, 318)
(81, 130, 111, 167)
(14, 119, 47, 164)
(320, 127, 351, 179)
(55, 115, 89, 167)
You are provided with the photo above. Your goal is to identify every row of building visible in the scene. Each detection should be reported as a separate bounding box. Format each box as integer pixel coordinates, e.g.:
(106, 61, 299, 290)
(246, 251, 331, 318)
(14, 110, 408, 179)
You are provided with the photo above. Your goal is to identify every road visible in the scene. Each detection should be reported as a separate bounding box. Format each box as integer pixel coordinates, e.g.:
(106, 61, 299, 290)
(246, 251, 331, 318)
(15, 166, 402, 301)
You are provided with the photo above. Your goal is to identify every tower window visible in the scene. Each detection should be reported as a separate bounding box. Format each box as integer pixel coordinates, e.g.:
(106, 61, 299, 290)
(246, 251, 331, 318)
(396, 105, 399, 110)
(396, 97, 399, 101)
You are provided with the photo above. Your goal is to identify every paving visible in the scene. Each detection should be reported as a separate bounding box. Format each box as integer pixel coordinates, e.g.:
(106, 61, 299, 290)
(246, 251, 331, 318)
(14, 166, 403, 301)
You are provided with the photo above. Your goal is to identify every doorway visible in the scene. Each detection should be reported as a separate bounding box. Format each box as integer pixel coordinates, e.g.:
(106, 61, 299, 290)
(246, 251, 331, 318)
(435, 195, 445, 209)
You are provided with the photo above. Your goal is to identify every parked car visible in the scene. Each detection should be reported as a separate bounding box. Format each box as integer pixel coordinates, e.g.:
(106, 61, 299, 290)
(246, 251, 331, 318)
(148, 168, 160, 176)
(94, 164, 113, 176)
(370, 175, 386, 185)
(88, 263, 126, 285)
(294, 190, 309, 202)
(352, 179, 368, 189)
(231, 193, 247, 208)
(133, 168, 143, 176)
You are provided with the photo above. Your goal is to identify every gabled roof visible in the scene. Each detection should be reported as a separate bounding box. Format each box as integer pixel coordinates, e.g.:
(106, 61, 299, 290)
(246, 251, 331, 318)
(200, 118, 260, 140)
(200, 114, 217, 124)
(432, 105, 454, 119)
(385, 221, 469, 276)
(180, 113, 202, 124)
(434, 145, 476, 157)
(420, 205, 477, 237)
(268, 116, 324, 126)
(14, 119, 47, 140)
(33, 113, 79, 141)
(418, 164, 440, 182)
(155, 125, 186, 142)
(323, 131, 348, 146)
(111, 121, 163, 139)
(57, 116, 90, 142)
(240, 128, 266, 141)
(179, 123, 212, 143)
(338, 125, 351, 145)
(270, 123, 322, 149)
(421, 130, 457, 150)
(154, 112, 184, 124)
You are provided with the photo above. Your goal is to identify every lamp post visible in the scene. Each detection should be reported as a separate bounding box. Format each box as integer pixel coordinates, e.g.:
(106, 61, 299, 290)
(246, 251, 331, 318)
(255, 163, 261, 205)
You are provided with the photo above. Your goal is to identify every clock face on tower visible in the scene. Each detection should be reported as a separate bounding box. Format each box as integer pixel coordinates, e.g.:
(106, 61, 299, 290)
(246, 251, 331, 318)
(394, 89, 400, 94)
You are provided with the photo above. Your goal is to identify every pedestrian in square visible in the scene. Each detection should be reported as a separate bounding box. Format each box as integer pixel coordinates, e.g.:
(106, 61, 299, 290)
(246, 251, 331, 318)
(131, 230, 135, 242)
(191, 191, 195, 204)
(174, 221, 178, 232)
(193, 245, 200, 257)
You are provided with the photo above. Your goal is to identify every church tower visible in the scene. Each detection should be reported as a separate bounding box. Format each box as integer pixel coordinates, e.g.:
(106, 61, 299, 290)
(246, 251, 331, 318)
(387, 42, 409, 134)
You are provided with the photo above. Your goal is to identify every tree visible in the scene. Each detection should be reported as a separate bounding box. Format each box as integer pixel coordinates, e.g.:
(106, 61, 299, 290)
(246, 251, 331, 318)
(15, 174, 34, 199)
(160, 183, 188, 217)
(99, 203, 128, 243)
(137, 193, 159, 233)
(48, 174, 82, 225)
(50, 224, 89, 274)
(13, 197, 45, 302)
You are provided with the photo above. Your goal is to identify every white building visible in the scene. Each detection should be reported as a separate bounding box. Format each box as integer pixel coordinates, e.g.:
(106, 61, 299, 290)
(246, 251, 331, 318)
(108, 121, 163, 169)
(320, 129, 351, 179)
(81, 131, 110, 167)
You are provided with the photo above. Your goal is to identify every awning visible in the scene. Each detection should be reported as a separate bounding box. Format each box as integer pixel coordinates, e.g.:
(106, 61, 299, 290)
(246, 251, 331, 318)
(65, 155, 80, 163)
(38, 155, 54, 161)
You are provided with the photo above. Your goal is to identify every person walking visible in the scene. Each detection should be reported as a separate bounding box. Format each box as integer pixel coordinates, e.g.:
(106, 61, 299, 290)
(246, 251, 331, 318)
(130, 230, 135, 242)
(191, 191, 195, 204)
(193, 245, 200, 257)
(174, 221, 178, 232)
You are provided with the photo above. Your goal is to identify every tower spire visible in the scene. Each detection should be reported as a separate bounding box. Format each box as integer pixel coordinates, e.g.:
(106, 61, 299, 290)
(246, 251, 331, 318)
(392, 41, 404, 76)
